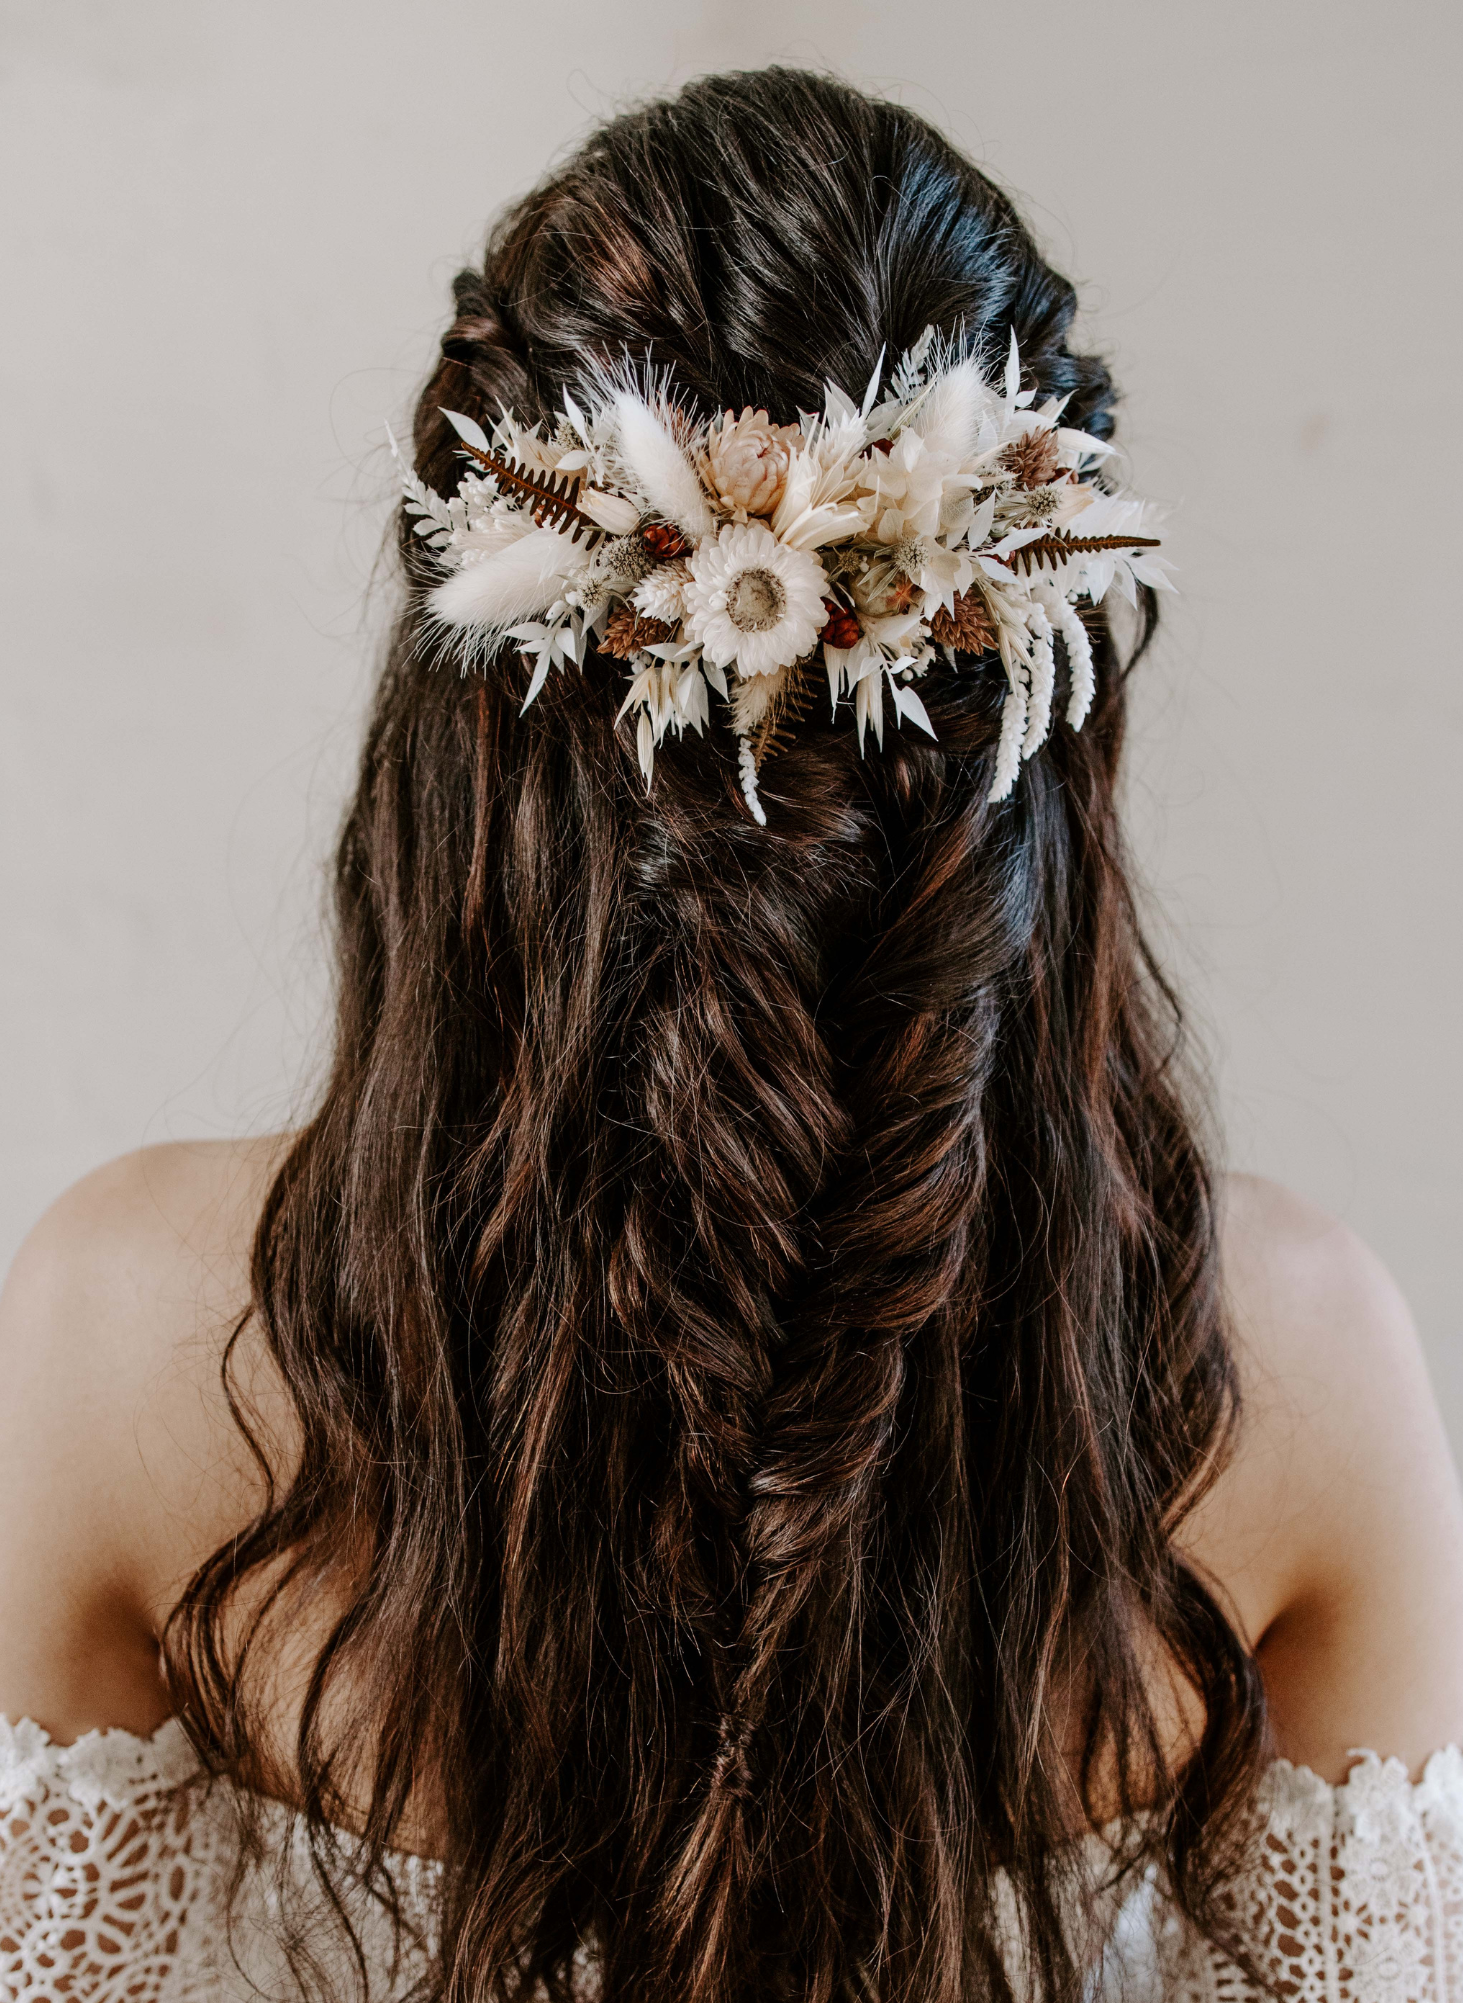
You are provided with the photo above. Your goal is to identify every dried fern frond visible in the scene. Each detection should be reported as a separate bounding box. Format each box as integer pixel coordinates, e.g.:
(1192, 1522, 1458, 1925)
(752, 656, 817, 768)
(1000, 530, 1162, 577)
(457, 440, 605, 544)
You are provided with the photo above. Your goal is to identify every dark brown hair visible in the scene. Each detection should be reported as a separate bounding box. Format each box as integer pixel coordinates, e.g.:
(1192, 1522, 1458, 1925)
(166, 66, 1265, 2002)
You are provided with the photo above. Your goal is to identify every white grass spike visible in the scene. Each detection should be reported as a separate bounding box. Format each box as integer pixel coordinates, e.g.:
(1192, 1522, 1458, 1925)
(988, 666, 1030, 803)
(1051, 596, 1095, 729)
(736, 735, 768, 826)
(1021, 597, 1056, 758)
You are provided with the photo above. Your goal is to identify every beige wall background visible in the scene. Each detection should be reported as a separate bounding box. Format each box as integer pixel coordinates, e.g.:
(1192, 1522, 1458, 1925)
(3, 3, 1460, 1430)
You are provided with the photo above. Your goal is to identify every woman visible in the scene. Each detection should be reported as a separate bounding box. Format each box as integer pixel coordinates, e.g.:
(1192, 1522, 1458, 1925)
(2, 66, 1461, 2003)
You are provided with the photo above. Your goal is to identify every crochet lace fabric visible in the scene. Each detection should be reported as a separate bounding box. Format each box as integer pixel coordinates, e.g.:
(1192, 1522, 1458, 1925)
(0, 1716, 441, 2000)
(4, 1715, 1463, 2000)
(1173, 1747, 1463, 2002)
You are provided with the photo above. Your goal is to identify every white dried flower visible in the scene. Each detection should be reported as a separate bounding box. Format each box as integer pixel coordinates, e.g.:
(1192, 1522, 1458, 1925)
(572, 534, 653, 611)
(632, 559, 692, 625)
(684, 522, 827, 679)
(395, 326, 1170, 826)
(705, 409, 802, 516)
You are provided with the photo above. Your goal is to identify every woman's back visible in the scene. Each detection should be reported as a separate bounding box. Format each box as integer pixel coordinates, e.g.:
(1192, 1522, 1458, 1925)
(0, 1137, 1451, 1771)
(4, 1142, 1462, 1962)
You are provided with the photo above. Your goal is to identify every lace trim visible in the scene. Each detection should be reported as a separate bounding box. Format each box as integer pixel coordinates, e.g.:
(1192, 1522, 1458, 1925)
(1156, 1747, 1463, 2002)
(0, 1712, 201, 1812)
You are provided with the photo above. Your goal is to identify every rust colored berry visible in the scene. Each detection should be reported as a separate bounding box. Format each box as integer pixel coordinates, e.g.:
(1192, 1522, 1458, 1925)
(641, 522, 690, 560)
(819, 598, 862, 650)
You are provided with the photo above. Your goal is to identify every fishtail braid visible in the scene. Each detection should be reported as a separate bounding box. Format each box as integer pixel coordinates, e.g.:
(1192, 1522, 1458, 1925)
(658, 775, 1034, 1998)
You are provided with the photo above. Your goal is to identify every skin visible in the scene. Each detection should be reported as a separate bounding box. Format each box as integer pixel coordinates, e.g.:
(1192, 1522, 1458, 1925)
(0, 1139, 1461, 1835)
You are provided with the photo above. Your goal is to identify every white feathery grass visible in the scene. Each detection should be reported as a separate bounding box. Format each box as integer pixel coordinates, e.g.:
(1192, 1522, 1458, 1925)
(730, 668, 779, 741)
(429, 524, 580, 634)
(908, 357, 994, 467)
(612, 390, 715, 541)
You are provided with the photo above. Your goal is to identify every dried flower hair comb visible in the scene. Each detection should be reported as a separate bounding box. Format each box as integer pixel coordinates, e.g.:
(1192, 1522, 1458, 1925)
(389, 328, 1170, 826)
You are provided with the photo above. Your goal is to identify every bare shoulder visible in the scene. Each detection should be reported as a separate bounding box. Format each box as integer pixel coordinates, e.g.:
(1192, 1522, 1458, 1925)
(1183, 1172, 1463, 1779)
(0, 1137, 293, 1739)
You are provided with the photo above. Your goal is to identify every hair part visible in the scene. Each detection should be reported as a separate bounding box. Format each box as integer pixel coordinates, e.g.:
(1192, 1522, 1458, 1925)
(165, 66, 1266, 2003)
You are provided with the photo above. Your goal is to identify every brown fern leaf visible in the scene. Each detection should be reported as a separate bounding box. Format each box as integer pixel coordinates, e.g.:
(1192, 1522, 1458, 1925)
(1000, 530, 1161, 576)
(752, 658, 816, 769)
(456, 440, 605, 544)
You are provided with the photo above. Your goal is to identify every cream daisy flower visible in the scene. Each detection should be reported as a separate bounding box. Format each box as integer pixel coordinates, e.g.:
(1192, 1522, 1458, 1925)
(684, 521, 827, 678)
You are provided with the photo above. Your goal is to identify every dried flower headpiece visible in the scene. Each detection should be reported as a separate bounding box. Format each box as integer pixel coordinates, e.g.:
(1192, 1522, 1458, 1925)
(390, 328, 1171, 826)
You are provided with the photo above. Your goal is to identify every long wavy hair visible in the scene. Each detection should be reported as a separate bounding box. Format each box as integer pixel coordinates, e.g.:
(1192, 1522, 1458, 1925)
(165, 66, 1267, 2003)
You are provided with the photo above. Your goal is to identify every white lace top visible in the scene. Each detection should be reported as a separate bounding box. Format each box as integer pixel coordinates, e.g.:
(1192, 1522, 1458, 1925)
(3, 1713, 1462, 2001)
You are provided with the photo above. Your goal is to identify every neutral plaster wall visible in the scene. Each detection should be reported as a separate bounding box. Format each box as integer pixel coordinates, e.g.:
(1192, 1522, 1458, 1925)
(3, 3, 1460, 1433)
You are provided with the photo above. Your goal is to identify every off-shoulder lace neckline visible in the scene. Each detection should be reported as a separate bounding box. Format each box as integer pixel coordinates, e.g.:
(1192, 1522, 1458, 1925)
(7, 1708, 1462, 1860)
(8, 1718, 1463, 2002)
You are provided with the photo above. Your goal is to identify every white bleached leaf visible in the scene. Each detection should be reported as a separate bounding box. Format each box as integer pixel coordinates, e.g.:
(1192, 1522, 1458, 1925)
(965, 494, 997, 549)
(507, 617, 579, 713)
(520, 650, 554, 712)
(854, 669, 885, 754)
(577, 487, 641, 533)
(441, 408, 492, 456)
(1057, 425, 1113, 465)
(860, 346, 887, 418)
(676, 665, 710, 732)
(1003, 331, 1021, 406)
(987, 524, 1050, 558)
(890, 679, 936, 738)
